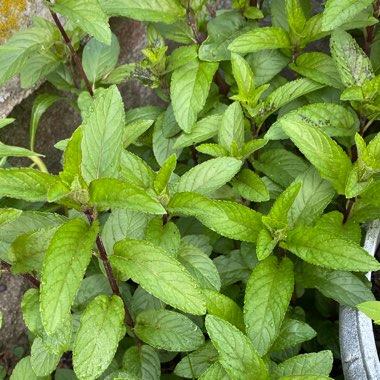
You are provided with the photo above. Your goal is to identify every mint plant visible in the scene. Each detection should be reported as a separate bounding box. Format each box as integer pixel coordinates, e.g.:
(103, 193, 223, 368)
(0, 0, 380, 379)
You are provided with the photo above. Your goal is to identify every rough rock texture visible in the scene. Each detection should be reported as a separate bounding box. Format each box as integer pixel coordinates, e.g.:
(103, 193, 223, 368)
(0, 0, 51, 118)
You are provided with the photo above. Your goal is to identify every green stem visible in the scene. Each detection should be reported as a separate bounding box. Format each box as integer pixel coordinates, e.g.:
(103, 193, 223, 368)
(29, 156, 49, 173)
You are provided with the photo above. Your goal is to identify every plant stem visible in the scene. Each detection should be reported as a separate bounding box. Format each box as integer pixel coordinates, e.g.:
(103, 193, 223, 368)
(84, 209, 139, 342)
(29, 156, 49, 173)
(343, 197, 355, 223)
(48, 7, 94, 96)
(364, 0, 380, 56)
(0, 260, 41, 288)
(206, 3, 216, 17)
(186, 2, 203, 44)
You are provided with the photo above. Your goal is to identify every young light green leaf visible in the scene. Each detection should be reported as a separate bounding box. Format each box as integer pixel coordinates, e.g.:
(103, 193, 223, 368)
(282, 121, 352, 194)
(166, 45, 199, 73)
(81, 85, 125, 183)
(154, 154, 177, 195)
(10, 357, 39, 380)
(120, 151, 155, 189)
(0, 118, 15, 129)
(134, 309, 205, 352)
(89, 178, 166, 215)
(231, 169, 270, 202)
(266, 103, 358, 140)
(73, 295, 125, 380)
(322, 0, 374, 31)
(330, 29, 374, 87)
(203, 289, 245, 331)
(111, 239, 206, 315)
(178, 241, 221, 290)
(357, 301, 380, 324)
(300, 263, 374, 307)
(244, 256, 294, 356)
(123, 119, 154, 148)
(231, 53, 255, 101)
(286, 0, 306, 38)
(173, 114, 222, 149)
(218, 102, 245, 153)
(40, 219, 98, 334)
(98, 0, 186, 24)
(176, 157, 242, 195)
(174, 341, 218, 379)
(256, 228, 277, 261)
(196, 143, 229, 158)
(289, 53, 344, 89)
(168, 192, 263, 243)
(199, 361, 231, 380)
(205, 315, 269, 380)
(82, 33, 120, 83)
(270, 318, 317, 352)
(0, 143, 43, 158)
(10, 226, 59, 275)
(228, 27, 291, 54)
(31, 337, 61, 376)
(288, 167, 335, 227)
(30, 94, 62, 151)
(50, 0, 111, 44)
(0, 169, 57, 202)
(284, 227, 380, 272)
(273, 351, 333, 378)
(171, 59, 218, 133)
(122, 345, 160, 380)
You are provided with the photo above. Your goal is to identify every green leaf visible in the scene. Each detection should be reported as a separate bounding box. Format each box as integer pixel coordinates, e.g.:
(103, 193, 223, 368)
(81, 85, 125, 183)
(0, 118, 15, 129)
(30, 94, 62, 151)
(279, 375, 333, 380)
(205, 315, 269, 380)
(73, 295, 125, 380)
(231, 169, 270, 202)
(256, 228, 277, 261)
(330, 29, 374, 87)
(284, 227, 380, 271)
(282, 121, 352, 194)
(100, 219, 137, 258)
(10, 226, 59, 275)
(50, 0, 111, 44)
(82, 33, 120, 83)
(322, 0, 374, 31)
(0, 169, 57, 202)
(9, 357, 40, 380)
(273, 351, 333, 378)
(288, 167, 335, 227)
(171, 59, 218, 133)
(228, 27, 291, 54)
(357, 301, 380, 324)
(289, 53, 344, 89)
(168, 192, 263, 243)
(19, 52, 61, 89)
(351, 180, 380, 222)
(253, 148, 309, 188)
(231, 53, 256, 102)
(196, 143, 229, 158)
(218, 102, 245, 153)
(199, 10, 247, 62)
(89, 178, 166, 214)
(122, 345, 160, 380)
(174, 341, 218, 379)
(40, 219, 98, 334)
(299, 263, 374, 308)
(173, 114, 222, 149)
(203, 289, 245, 331)
(178, 241, 221, 290)
(31, 337, 61, 376)
(135, 309, 205, 351)
(244, 256, 294, 356)
(0, 143, 43, 158)
(111, 239, 206, 315)
(98, 0, 186, 24)
(198, 361, 231, 380)
(154, 154, 177, 195)
(266, 102, 358, 140)
(286, 0, 306, 38)
(124, 119, 155, 148)
(176, 157, 242, 195)
(166, 45, 199, 72)
(270, 318, 317, 352)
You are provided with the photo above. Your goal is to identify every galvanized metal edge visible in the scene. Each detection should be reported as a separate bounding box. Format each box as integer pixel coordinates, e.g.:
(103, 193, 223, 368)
(340, 220, 380, 380)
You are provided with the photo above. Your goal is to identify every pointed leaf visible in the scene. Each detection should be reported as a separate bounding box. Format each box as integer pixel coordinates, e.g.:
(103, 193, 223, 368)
(231, 169, 269, 202)
(73, 295, 125, 380)
(81, 85, 125, 183)
(205, 315, 269, 380)
(135, 309, 204, 351)
(199, 361, 231, 380)
(219, 102, 245, 152)
(122, 345, 160, 380)
(120, 151, 155, 189)
(284, 227, 380, 271)
(111, 239, 206, 315)
(357, 301, 380, 323)
(171, 59, 218, 133)
(244, 256, 294, 356)
(40, 219, 98, 334)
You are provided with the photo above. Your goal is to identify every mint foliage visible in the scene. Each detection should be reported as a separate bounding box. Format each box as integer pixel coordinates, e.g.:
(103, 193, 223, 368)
(2, 0, 380, 378)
